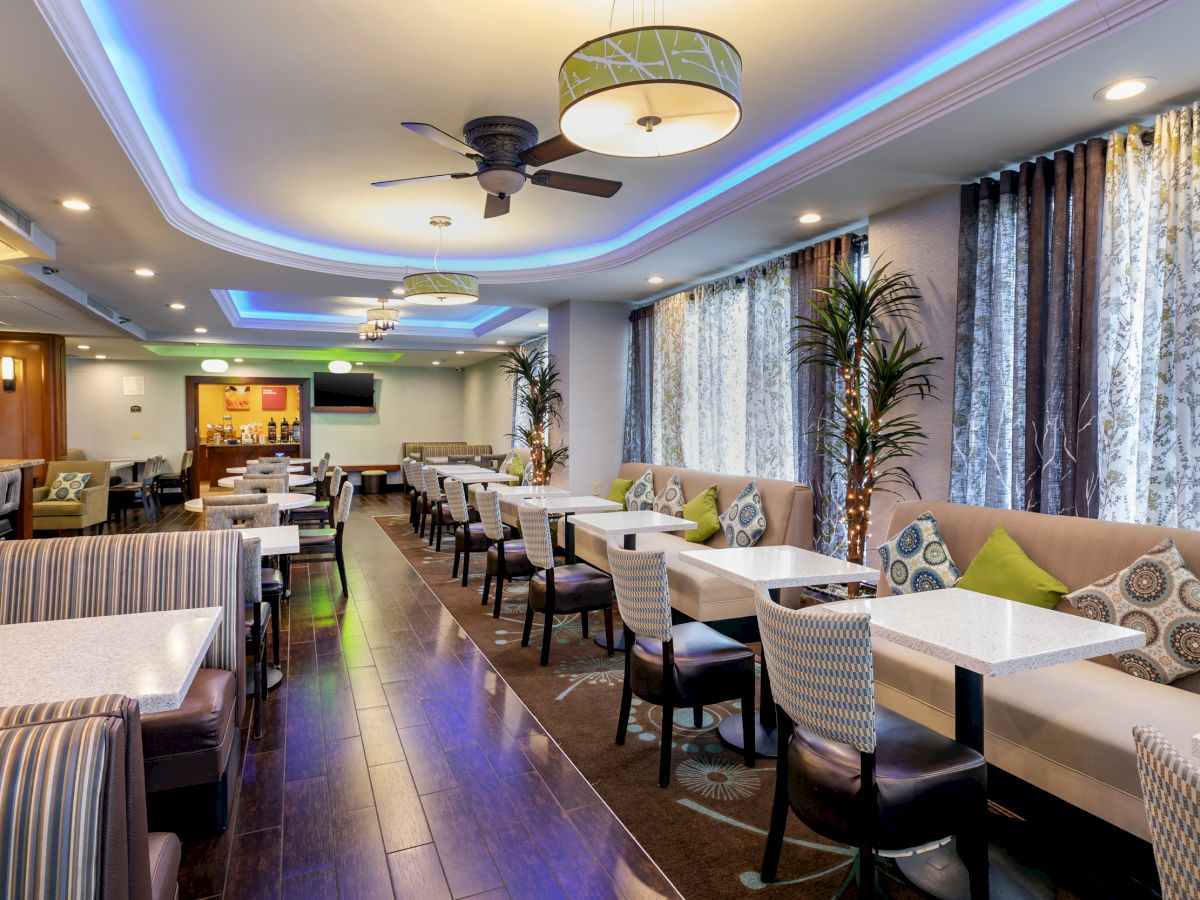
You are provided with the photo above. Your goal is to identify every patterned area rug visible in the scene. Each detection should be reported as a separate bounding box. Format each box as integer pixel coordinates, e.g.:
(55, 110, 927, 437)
(377, 514, 921, 899)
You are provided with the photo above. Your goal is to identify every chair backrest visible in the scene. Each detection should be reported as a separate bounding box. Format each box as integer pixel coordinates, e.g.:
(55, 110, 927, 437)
(421, 465, 441, 497)
(0, 470, 20, 516)
(63, 448, 88, 461)
(754, 588, 876, 753)
(607, 547, 673, 642)
(476, 491, 505, 541)
(247, 462, 288, 474)
(140, 457, 162, 488)
(517, 504, 555, 570)
(202, 493, 268, 508)
(447, 454, 473, 465)
(328, 466, 343, 498)
(204, 503, 280, 530)
(0, 694, 154, 900)
(314, 456, 329, 482)
(46, 460, 111, 493)
(333, 481, 354, 526)
(443, 478, 470, 524)
(1134, 725, 1200, 900)
(0, 531, 247, 721)
(236, 475, 286, 494)
(401, 459, 418, 488)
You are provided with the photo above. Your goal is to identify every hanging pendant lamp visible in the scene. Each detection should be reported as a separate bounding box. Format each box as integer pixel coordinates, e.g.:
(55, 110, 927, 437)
(366, 297, 400, 331)
(403, 216, 479, 306)
(558, 26, 742, 158)
(358, 322, 385, 342)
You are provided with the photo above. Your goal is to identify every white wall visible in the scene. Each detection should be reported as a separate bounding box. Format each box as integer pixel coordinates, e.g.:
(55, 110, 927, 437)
(865, 188, 961, 549)
(66, 358, 465, 465)
(461, 355, 514, 452)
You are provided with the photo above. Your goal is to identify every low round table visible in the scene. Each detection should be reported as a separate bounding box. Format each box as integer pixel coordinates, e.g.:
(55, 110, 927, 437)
(226, 465, 303, 474)
(217, 474, 314, 489)
(184, 493, 315, 513)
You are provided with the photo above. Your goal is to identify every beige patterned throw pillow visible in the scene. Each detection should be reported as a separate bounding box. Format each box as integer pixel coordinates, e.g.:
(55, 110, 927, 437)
(651, 473, 684, 517)
(1065, 539, 1200, 684)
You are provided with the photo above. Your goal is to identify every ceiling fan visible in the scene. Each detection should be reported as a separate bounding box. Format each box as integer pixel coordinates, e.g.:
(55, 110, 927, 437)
(371, 117, 622, 218)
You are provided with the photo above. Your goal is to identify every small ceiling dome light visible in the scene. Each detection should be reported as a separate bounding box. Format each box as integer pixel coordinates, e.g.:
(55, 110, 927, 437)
(95, 354, 107, 359)
(403, 217, 479, 306)
(797, 212, 822, 224)
(1096, 77, 1156, 101)
(194, 327, 207, 333)
(558, 26, 742, 157)
(133, 267, 155, 277)
(391, 286, 406, 296)
(496, 340, 507, 345)
(62, 199, 91, 211)
(77, 344, 90, 350)
(168, 302, 186, 310)
(645, 275, 664, 285)
(432, 360, 441, 366)
(201, 359, 229, 373)
(358, 322, 385, 342)
(455, 350, 465, 355)
(233, 358, 244, 363)
(328, 360, 353, 374)
(355, 361, 364, 366)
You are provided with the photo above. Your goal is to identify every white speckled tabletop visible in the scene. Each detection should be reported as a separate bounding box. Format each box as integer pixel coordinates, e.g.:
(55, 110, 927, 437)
(524, 495, 624, 515)
(572, 510, 697, 536)
(681, 545, 878, 590)
(0, 607, 224, 713)
(217, 473, 314, 488)
(827, 588, 1146, 676)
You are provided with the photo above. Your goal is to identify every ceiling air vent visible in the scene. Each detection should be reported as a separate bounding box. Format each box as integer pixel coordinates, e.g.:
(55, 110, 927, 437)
(85, 294, 117, 320)
(0, 194, 49, 263)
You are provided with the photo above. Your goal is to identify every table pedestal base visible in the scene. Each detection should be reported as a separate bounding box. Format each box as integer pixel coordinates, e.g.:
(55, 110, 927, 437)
(247, 666, 284, 695)
(893, 838, 1053, 900)
(716, 713, 778, 758)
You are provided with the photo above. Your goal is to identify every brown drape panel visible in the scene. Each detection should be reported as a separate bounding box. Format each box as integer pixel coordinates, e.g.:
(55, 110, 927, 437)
(622, 304, 655, 462)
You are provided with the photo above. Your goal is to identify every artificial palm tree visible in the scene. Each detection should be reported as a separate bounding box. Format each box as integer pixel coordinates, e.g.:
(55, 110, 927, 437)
(501, 346, 568, 485)
(791, 257, 940, 565)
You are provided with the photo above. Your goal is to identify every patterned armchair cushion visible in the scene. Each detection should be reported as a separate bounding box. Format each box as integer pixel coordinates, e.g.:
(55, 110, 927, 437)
(877, 511, 960, 594)
(625, 468, 655, 512)
(652, 473, 685, 517)
(719, 481, 767, 548)
(1066, 539, 1200, 684)
(47, 471, 91, 501)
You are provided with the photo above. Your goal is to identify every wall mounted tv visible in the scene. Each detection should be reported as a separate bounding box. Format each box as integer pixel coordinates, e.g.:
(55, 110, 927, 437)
(313, 372, 375, 412)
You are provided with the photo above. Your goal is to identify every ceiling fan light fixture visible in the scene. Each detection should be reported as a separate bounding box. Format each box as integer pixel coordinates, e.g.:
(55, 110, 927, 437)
(558, 26, 742, 158)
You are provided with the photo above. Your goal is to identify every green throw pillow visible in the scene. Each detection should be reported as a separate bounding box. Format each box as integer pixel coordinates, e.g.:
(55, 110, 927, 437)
(607, 477, 634, 509)
(683, 484, 720, 543)
(956, 525, 1068, 608)
(507, 456, 524, 479)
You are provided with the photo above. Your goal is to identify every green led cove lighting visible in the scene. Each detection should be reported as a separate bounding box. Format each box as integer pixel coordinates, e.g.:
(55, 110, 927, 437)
(143, 344, 402, 362)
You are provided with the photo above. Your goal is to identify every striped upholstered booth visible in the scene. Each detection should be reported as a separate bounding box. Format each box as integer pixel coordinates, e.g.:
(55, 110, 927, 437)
(0, 694, 180, 900)
(0, 531, 246, 831)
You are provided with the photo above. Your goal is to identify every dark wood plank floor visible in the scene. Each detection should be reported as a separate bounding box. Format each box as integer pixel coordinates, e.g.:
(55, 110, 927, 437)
(123, 492, 679, 899)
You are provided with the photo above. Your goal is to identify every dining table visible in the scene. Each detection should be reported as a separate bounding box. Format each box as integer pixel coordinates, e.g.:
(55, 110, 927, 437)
(572, 510, 698, 650)
(680, 544, 878, 757)
(184, 493, 315, 513)
(522, 495, 623, 563)
(217, 473, 314, 489)
(0, 607, 223, 713)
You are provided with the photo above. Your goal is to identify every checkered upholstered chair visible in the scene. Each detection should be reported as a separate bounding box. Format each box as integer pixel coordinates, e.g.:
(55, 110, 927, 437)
(518, 504, 615, 666)
(420, 465, 447, 546)
(754, 589, 988, 896)
(247, 462, 289, 475)
(444, 477, 490, 587)
(1134, 725, 1200, 900)
(402, 459, 423, 527)
(478, 490, 534, 617)
(609, 546, 757, 788)
(234, 474, 287, 494)
(296, 481, 354, 596)
(202, 502, 280, 530)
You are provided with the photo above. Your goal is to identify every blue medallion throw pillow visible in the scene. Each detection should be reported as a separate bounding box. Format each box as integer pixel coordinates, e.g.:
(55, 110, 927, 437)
(48, 471, 91, 501)
(652, 473, 684, 517)
(625, 469, 655, 511)
(878, 512, 959, 594)
(522, 461, 534, 486)
(719, 481, 767, 547)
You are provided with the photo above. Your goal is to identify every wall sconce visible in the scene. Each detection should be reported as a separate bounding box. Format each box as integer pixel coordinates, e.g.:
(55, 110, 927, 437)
(1, 356, 14, 392)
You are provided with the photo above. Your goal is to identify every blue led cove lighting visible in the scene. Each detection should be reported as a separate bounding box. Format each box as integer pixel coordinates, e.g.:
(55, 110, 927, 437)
(79, 0, 1076, 271)
(226, 291, 511, 329)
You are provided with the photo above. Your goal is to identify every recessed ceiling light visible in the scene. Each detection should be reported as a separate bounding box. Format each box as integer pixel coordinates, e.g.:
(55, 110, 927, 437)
(455, 350, 465, 355)
(355, 361, 363, 366)
(431, 360, 441, 366)
(77, 344, 90, 350)
(391, 287, 406, 296)
(645, 275, 664, 285)
(538, 322, 548, 328)
(95, 354, 106, 359)
(168, 302, 186, 310)
(133, 268, 155, 277)
(194, 327, 207, 334)
(61, 199, 91, 211)
(496, 340, 507, 345)
(1096, 77, 1155, 101)
(233, 358, 244, 363)
(797, 212, 822, 224)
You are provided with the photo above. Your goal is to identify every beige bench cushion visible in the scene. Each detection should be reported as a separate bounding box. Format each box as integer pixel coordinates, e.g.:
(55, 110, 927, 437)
(873, 638, 1200, 840)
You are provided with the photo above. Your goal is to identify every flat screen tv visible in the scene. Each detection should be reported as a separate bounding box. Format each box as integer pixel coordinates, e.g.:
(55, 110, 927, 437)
(313, 372, 375, 412)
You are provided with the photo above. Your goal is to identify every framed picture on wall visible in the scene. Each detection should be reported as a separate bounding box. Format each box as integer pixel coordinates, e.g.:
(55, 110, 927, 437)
(224, 385, 252, 411)
(261, 386, 287, 410)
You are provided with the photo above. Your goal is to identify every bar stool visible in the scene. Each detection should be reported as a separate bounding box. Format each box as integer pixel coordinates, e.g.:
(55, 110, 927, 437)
(754, 588, 987, 896)
(477, 490, 534, 618)
(609, 546, 757, 787)
(518, 504, 615, 666)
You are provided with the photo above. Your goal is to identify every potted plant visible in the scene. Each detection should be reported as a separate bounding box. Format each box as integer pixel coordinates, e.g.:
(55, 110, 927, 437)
(501, 346, 568, 486)
(791, 258, 940, 565)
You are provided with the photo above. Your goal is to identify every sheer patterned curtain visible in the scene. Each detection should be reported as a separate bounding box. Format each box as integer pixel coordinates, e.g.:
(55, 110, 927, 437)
(1098, 104, 1200, 528)
(622, 306, 654, 461)
(510, 335, 547, 448)
(950, 139, 1105, 516)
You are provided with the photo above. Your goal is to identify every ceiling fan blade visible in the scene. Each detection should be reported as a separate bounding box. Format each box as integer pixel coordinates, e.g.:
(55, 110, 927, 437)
(529, 170, 622, 198)
(370, 172, 473, 188)
(402, 122, 480, 159)
(483, 193, 511, 219)
(520, 133, 583, 167)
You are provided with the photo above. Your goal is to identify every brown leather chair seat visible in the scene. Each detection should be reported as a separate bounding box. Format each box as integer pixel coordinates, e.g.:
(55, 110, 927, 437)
(457, 521, 509, 552)
(148, 832, 182, 900)
(630, 621, 755, 707)
(142, 668, 237, 792)
(487, 540, 534, 577)
(787, 705, 987, 850)
(261, 567, 284, 592)
(528, 563, 613, 614)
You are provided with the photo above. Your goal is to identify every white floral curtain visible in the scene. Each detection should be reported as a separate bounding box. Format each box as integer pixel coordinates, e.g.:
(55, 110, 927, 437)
(1097, 104, 1200, 529)
(649, 257, 796, 480)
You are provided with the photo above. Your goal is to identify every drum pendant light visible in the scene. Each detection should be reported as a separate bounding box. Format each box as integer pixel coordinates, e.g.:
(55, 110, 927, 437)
(558, 26, 742, 158)
(366, 297, 400, 332)
(403, 216, 479, 306)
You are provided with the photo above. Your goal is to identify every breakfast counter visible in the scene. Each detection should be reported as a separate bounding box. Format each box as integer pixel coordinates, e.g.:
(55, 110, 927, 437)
(194, 443, 307, 489)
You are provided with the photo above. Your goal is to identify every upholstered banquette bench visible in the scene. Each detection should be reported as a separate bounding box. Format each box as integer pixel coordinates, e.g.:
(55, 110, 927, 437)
(0, 530, 247, 831)
(874, 500, 1200, 841)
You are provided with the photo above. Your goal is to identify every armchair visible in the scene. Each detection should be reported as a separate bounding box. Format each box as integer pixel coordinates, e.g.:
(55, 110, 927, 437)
(32, 460, 111, 534)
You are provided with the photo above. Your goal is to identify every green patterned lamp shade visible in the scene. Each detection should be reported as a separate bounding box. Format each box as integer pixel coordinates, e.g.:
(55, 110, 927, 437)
(401, 272, 480, 306)
(558, 26, 742, 157)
